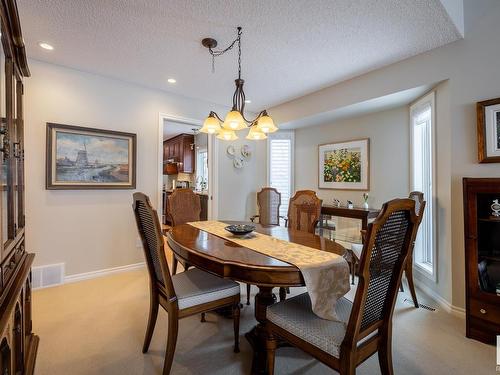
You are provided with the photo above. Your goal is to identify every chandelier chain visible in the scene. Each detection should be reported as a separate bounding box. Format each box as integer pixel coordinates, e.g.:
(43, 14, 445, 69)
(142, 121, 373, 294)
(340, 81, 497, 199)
(208, 27, 242, 77)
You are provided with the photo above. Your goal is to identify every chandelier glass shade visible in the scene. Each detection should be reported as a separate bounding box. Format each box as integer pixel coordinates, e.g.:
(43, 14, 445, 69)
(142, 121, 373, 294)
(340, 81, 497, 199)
(223, 109, 247, 131)
(199, 112, 222, 134)
(246, 126, 267, 140)
(200, 27, 277, 140)
(216, 128, 238, 141)
(256, 112, 278, 134)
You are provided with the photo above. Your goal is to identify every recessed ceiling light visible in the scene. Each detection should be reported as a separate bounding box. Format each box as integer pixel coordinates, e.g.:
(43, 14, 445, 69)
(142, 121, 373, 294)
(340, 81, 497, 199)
(167, 78, 176, 84)
(38, 42, 54, 50)
(244, 99, 251, 104)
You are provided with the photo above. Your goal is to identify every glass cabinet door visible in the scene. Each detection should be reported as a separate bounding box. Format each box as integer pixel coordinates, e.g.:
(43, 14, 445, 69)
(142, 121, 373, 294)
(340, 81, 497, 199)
(15, 79, 24, 231)
(476, 193, 500, 296)
(0, 22, 8, 254)
(0, 22, 25, 256)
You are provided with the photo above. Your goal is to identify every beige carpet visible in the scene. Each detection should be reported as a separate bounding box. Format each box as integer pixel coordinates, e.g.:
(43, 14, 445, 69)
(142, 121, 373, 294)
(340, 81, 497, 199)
(32, 269, 495, 374)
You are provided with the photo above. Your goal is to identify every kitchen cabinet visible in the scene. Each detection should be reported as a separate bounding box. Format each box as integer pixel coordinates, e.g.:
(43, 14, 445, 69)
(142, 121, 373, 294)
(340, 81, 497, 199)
(163, 134, 195, 174)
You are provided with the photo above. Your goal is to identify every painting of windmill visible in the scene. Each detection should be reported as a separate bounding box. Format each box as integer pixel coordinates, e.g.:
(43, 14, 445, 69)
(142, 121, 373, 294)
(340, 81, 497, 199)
(47, 123, 136, 189)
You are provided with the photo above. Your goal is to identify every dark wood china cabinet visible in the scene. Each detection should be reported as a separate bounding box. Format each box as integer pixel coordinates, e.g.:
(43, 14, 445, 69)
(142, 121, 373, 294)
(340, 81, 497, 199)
(463, 178, 500, 344)
(0, 1, 39, 374)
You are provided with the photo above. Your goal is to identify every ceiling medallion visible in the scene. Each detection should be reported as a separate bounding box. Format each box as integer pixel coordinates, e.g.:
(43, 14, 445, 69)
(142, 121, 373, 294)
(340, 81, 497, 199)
(199, 27, 278, 140)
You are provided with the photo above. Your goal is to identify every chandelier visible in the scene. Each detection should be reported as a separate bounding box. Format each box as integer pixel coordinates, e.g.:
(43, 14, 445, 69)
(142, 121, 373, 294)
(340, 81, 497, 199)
(199, 27, 278, 140)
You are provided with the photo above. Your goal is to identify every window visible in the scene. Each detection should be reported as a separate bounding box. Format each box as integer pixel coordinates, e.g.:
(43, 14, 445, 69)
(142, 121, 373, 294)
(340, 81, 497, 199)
(196, 148, 208, 191)
(267, 132, 294, 219)
(410, 91, 436, 278)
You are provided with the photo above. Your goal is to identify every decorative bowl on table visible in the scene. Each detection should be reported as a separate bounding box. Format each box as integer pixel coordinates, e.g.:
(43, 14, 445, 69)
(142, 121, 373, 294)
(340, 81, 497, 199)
(224, 224, 255, 236)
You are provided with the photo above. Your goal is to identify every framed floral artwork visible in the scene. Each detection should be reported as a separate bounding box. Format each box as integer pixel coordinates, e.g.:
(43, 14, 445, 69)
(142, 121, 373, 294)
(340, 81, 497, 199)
(477, 97, 500, 163)
(318, 138, 370, 190)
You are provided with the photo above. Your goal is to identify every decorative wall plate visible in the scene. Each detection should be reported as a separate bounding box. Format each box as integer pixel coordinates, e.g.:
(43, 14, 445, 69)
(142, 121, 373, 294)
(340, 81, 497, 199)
(233, 157, 243, 169)
(491, 199, 500, 217)
(241, 144, 251, 158)
(226, 145, 235, 156)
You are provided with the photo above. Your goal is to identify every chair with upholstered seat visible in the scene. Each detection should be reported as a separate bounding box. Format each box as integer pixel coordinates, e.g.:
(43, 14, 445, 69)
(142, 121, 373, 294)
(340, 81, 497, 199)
(251, 187, 284, 226)
(247, 187, 284, 305)
(167, 189, 201, 275)
(285, 190, 322, 233)
(279, 190, 322, 301)
(355, 191, 426, 307)
(133, 192, 241, 375)
(265, 198, 419, 375)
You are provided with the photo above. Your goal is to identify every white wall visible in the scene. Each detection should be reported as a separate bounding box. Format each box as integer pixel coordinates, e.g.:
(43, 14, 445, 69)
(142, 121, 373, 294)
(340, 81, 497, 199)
(270, 0, 500, 310)
(217, 137, 267, 221)
(295, 106, 409, 208)
(24, 60, 241, 276)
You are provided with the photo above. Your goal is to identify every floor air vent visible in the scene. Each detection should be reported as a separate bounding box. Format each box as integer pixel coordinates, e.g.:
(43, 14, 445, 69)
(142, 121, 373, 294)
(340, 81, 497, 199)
(32, 263, 65, 289)
(403, 298, 436, 311)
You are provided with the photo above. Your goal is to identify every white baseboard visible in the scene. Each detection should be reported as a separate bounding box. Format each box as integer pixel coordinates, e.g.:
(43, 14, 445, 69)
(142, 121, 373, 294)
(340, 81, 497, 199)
(415, 282, 465, 318)
(64, 262, 145, 285)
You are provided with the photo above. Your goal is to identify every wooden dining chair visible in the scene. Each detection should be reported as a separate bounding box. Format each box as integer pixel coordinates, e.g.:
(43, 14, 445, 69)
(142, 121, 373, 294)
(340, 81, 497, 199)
(167, 189, 201, 275)
(265, 198, 419, 375)
(132, 192, 241, 375)
(251, 187, 284, 226)
(285, 190, 322, 233)
(279, 190, 322, 301)
(400, 191, 426, 308)
(247, 187, 284, 305)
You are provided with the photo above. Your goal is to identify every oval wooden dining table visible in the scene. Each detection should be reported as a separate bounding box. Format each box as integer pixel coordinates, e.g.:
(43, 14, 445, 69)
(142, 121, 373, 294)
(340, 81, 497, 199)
(166, 222, 346, 374)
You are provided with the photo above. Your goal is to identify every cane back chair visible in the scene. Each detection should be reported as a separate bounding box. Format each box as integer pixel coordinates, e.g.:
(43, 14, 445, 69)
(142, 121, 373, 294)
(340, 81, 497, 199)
(401, 191, 426, 307)
(133, 192, 241, 374)
(265, 198, 419, 375)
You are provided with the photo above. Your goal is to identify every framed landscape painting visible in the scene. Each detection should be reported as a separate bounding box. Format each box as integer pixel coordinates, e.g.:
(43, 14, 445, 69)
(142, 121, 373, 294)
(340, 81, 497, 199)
(318, 138, 369, 190)
(477, 97, 500, 163)
(46, 123, 137, 189)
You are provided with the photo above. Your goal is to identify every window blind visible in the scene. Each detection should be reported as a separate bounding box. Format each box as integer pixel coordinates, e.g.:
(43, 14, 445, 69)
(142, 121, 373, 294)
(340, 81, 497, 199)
(269, 137, 292, 218)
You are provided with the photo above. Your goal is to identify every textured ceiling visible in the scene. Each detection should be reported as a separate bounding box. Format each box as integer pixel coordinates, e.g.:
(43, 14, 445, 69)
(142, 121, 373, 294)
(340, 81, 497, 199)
(18, 0, 461, 111)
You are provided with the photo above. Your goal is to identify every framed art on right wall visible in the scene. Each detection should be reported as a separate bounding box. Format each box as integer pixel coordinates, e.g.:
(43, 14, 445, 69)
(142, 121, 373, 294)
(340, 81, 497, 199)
(477, 97, 500, 163)
(318, 138, 370, 190)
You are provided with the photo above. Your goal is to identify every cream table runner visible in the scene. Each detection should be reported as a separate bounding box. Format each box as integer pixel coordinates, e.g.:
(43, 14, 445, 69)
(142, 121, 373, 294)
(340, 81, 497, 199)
(188, 221, 350, 321)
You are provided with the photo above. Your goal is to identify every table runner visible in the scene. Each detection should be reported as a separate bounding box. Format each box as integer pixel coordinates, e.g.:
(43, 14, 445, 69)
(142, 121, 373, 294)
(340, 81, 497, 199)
(188, 221, 350, 321)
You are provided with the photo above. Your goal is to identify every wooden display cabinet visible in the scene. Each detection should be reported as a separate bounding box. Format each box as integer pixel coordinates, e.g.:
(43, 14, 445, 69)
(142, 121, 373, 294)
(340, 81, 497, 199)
(463, 178, 500, 344)
(0, 1, 38, 374)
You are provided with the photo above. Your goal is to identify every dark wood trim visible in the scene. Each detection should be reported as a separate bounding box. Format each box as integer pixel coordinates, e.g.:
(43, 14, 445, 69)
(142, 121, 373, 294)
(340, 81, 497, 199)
(0, 0, 29, 77)
(45, 122, 137, 190)
(477, 97, 500, 163)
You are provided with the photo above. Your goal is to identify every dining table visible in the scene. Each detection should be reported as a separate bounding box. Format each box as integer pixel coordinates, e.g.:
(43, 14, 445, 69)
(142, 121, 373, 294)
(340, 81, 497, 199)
(166, 221, 348, 374)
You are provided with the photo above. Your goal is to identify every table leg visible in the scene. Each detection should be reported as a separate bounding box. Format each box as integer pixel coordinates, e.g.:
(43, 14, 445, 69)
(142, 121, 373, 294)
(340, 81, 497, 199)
(245, 286, 277, 374)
